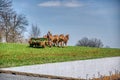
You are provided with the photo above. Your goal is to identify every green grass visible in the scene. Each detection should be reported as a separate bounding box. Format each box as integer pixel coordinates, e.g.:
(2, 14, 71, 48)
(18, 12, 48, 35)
(0, 43, 120, 68)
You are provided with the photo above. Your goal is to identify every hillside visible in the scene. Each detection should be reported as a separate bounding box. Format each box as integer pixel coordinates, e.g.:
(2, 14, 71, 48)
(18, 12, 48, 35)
(0, 43, 120, 68)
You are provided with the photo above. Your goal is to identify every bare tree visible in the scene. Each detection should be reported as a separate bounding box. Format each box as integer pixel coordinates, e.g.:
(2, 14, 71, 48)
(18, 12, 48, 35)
(76, 37, 104, 48)
(0, 0, 12, 24)
(0, 0, 28, 43)
(89, 38, 103, 48)
(76, 37, 89, 47)
(9, 13, 28, 42)
(0, 0, 12, 12)
(0, 0, 13, 42)
(30, 24, 41, 38)
(0, 0, 12, 42)
(1, 11, 13, 42)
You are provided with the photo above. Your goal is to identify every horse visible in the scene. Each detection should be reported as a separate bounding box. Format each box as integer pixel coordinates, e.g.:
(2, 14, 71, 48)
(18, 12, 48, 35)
(58, 34, 65, 47)
(52, 35, 59, 46)
(63, 34, 69, 46)
(58, 34, 69, 47)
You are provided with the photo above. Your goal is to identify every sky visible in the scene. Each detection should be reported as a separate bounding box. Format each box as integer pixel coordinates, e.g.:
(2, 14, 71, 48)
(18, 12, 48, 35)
(12, 0, 120, 48)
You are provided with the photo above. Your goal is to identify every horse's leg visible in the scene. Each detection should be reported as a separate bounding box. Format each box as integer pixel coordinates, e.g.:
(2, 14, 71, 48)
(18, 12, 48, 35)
(61, 41, 64, 48)
(48, 41, 50, 47)
(60, 42, 62, 47)
(65, 42, 67, 47)
(56, 41, 59, 47)
(65, 41, 67, 46)
(50, 41, 52, 47)
(58, 41, 60, 47)
(63, 42, 66, 47)
(56, 41, 58, 47)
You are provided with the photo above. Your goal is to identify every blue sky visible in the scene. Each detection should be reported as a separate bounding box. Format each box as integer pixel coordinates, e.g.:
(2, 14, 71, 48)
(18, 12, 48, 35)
(12, 0, 120, 48)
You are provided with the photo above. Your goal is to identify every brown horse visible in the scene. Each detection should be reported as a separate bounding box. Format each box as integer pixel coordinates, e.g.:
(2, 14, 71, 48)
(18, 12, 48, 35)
(52, 35, 59, 46)
(44, 34, 59, 47)
(63, 34, 69, 46)
(58, 34, 69, 47)
(58, 34, 65, 47)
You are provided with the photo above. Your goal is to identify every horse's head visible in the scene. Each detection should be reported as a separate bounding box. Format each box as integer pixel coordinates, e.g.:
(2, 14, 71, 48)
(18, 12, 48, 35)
(65, 34, 69, 40)
(43, 35, 47, 38)
(48, 33, 53, 41)
(49, 33, 52, 37)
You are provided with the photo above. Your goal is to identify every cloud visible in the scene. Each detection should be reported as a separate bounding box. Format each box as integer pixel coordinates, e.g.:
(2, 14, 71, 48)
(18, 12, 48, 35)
(38, 1, 61, 7)
(38, 0, 83, 7)
(64, 1, 83, 7)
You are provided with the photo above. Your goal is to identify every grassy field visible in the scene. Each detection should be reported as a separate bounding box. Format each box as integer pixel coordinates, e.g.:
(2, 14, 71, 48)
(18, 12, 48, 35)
(0, 43, 120, 68)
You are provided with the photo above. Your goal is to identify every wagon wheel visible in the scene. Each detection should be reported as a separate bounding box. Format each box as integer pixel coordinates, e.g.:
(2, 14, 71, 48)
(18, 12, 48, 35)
(30, 44, 33, 47)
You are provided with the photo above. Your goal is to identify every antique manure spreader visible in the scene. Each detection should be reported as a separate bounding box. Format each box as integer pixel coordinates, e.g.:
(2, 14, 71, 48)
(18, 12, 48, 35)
(29, 38, 49, 48)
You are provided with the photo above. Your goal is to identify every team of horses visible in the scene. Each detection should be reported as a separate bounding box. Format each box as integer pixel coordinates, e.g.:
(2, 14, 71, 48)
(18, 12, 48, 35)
(43, 34, 69, 47)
